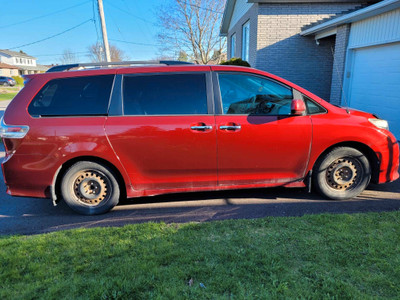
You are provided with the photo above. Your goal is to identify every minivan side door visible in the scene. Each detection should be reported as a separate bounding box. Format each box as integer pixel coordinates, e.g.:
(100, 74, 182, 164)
(105, 70, 217, 192)
(213, 70, 312, 186)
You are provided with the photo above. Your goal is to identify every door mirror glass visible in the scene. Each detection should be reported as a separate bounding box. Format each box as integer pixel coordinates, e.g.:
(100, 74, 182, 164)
(291, 99, 306, 116)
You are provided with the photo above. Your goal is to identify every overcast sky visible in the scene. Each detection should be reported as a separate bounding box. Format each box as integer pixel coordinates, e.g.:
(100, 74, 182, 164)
(0, 0, 165, 65)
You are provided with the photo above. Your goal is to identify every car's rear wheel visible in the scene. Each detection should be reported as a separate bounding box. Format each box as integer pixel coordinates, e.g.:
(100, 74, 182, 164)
(61, 161, 120, 215)
(313, 147, 371, 200)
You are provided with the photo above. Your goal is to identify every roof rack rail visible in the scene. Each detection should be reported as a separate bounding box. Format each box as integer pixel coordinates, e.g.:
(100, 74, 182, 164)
(46, 60, 194, 73)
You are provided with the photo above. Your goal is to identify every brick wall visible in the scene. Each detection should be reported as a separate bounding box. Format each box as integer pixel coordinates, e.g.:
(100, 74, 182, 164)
(227, 4, 258, 67)
(330, 24, 351, 105)
(255, 3, 361, 100)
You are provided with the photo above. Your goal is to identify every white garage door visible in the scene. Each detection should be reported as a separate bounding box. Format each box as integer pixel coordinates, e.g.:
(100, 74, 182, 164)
(348, 42, 400, 139)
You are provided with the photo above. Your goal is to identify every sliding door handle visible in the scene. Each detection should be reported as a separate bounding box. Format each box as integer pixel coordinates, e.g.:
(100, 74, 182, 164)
(219, 123, 241, 131)
(190, 122, 213, 131)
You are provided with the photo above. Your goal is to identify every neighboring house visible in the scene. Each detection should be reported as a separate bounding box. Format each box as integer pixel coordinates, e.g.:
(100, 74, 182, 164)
(0, 49, 48, 75)
(0, 62, 19, 77)
(221, 0, 400, 137)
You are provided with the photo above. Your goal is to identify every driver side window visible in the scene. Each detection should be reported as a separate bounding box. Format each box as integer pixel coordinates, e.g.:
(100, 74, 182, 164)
(218, 73, 293, 115)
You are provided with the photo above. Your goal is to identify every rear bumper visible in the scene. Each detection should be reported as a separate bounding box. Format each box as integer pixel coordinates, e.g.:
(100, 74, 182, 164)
(1, 153, 53, 199)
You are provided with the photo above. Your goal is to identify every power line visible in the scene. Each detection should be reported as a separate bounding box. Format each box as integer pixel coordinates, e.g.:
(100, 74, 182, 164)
(0, 1, 92, 29)
(109, 38, 159, 47)
(177, 0, 223, 14)
(33, 51, 92, 57)
(122, 0, 154, 42)
(8, 19, 93, 50)
(92, 0, 102, 44)
(105, 1, 158, 26)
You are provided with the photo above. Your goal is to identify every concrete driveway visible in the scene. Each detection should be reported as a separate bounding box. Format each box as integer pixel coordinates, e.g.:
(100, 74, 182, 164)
(0, 99, 399, 235)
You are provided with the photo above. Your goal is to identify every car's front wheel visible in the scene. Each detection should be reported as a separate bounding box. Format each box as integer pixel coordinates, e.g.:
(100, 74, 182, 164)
(313, 147, 371, 200)
(61, 161, 120, 215)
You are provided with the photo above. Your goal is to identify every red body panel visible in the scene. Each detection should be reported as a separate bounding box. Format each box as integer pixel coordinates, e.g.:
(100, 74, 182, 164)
(1, 65, 398, 201)
(2, 116, 131, 198)
(104, 116, 217, 197)
(215, 115, 312, 186)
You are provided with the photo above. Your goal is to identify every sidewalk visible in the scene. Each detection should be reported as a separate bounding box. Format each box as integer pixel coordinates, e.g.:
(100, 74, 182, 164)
(0, 99, 12, 109)
(0, 100, 10, 159)
(0, 100, 12, 119)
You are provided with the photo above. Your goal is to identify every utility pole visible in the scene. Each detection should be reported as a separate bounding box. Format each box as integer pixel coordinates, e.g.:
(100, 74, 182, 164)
(97, 0, 111, 62)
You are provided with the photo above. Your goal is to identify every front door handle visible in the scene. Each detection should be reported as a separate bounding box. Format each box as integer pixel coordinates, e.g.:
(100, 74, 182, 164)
(190, 123, 213, 131)
(219, 123, 241, 131)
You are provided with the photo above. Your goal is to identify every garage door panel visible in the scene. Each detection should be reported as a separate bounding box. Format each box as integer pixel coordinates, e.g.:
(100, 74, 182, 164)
(348, 42, 400, 138)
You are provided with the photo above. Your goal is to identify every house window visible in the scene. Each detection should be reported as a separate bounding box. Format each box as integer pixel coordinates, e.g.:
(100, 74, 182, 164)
(242, 21, 250, 62)
(230, 33, 236, 58)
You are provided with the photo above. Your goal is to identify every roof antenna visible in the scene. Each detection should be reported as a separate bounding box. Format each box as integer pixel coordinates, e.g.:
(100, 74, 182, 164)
(331, 46, 350, 114)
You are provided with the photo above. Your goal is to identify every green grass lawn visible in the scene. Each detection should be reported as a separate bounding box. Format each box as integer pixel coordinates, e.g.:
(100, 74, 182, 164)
(1, 212, 400, 299)
(0, 85, 21, 101)
(0, 92, 18, 101)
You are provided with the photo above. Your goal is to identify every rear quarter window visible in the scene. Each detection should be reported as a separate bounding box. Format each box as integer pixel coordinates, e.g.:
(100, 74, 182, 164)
(28, 75, 114, 117)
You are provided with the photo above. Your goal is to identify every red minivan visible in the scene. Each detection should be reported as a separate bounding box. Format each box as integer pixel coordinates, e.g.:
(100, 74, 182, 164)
(1, 61, 399, 215)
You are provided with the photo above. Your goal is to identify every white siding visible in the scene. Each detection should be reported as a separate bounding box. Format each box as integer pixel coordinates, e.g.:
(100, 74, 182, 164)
(0, 54, 37, 67)
(0, 55, 14, 65)
(228, 0, 252, 31)
(348, 8, 400, 48)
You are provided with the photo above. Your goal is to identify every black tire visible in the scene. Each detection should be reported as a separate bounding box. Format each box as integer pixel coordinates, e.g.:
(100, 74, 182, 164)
(313, 147, 371, 200)
(61, 161, 120, 215)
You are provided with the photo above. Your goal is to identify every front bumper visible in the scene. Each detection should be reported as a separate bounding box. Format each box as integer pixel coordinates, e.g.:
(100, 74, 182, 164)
(377, 139, 399, 184)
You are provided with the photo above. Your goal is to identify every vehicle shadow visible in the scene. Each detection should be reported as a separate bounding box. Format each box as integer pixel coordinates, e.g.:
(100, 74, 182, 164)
(1, 175, 399, 236)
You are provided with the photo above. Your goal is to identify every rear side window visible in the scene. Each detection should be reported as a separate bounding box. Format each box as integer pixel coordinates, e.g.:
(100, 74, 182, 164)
(123, 74, 208, 115)
(28, 75, 114, 117)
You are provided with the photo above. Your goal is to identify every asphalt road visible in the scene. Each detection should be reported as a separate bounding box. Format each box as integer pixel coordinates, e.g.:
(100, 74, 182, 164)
(0, 99, 399, 235)
(1, 152, 399, 236)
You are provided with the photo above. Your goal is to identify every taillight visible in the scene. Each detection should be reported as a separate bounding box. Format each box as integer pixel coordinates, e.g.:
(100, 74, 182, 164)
(0, 117, 29, 139)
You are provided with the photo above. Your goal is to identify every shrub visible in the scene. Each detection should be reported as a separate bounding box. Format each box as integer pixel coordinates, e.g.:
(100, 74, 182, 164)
(12, 76, 24, 86)
(220, 57, 251, 67)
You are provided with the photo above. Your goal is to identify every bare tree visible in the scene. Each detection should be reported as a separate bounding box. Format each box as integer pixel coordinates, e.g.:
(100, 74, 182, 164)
(87, 43, 128, 62)
(60, 49, 78, 64)
(157, 0, 226, 64)
(178, 50, 189, 62)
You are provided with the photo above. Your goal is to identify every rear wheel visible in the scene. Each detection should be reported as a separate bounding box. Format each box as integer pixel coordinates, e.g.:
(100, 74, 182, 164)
(313, 147, 371, 200)
(61, 161, 120, 215)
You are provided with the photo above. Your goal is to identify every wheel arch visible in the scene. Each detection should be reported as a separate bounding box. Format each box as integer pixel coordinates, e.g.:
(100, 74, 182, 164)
(311, 141, 380, 184)
(52, 156, 127, 204)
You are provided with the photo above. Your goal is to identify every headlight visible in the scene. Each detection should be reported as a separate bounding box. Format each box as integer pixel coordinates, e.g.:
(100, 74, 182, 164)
(368, 118, 389, 131)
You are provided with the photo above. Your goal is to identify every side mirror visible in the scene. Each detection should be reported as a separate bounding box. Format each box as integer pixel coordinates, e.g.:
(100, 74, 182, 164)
(291, 99, 306, 116)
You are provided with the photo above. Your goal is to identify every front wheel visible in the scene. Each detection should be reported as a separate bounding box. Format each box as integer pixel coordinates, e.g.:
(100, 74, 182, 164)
(313, 147, 371, 200)
(61, 161, 120, 215)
